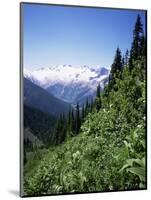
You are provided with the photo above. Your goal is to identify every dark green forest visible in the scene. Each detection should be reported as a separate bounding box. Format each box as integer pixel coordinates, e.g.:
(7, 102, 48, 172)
(23, 15, 147, 195)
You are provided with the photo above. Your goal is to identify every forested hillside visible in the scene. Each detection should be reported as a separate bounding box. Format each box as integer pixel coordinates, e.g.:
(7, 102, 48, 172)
(24, 105, 57, 147)
(23, 15, 146, 196)
(24, 78, 70, 116)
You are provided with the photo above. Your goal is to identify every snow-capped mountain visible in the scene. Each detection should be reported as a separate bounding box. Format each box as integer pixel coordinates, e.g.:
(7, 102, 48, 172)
(24, 65, 110, 105)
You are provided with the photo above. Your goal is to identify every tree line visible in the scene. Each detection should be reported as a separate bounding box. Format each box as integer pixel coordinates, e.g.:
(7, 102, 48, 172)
(54, 98, 95, 145)
(53, 14, 146, 146)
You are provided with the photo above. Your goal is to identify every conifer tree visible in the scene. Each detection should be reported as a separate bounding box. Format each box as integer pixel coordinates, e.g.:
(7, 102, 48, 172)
(132, 14, 143, 59)
(71, 108, 75, 134)
(122, 56, 125, 67)
(81, 104, 85, 122)
(61, 113, 67, 142)
(129, 14, 144, 70)
(140, 34, 147, 75)
(109, 47, 122, 88)
(75, 103, 81, 135)
(55, 113, 67, 144)
(96, 83, 101, 98)
(55, 115, 61, 144)
(55, 120, 59, 145)
(128, 49, 133, 69)
(67, 107, 72, 134)
(140, 33, 146, 57)
(95, 84, 102, 112)
(96, 97, 102, 112)
(125, 49, 129, 66)
(85, 98, 89, 115)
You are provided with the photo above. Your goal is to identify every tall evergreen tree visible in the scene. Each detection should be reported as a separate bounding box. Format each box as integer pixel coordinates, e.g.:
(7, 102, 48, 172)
(129, 14, 144, 70)
(75, 103, 81, 135)
(71, 108, 75, 134)
(67, 107, 72, 134)
(132, 14, 143, 59)
(140, 34, 147, 76)
(122, 56, 125, 67)
(55, 115, 61, 144)
(95, 84, 102, 112)
(140, 33, 147, 57)
(125, 49, 129, 66)
(85, 98, 89, 115)
(96, 97, 102, 112)
(96, 83, 101, 98)
(81, 104, 85, 122)
(129, 49, 133, 70)
(61, 113, 67, 142)
(55, 113, 67, 144)
(108, 47, 122, 89)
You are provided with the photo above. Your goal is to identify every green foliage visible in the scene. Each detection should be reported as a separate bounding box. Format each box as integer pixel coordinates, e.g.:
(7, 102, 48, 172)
(75, 103, 81, 135)
(24, 105, 56, 146)
(95, 84, 102, 112)
(108, 47, 123, 90)
(55, 113, 67, 145)
(24, 148, 49, 176)
(24, 62, 146, 194)
(129, 14, 144, 70)
(96, 83, 101, 98)
(23, 15, 146, 196)
(120, 157, 146, 188)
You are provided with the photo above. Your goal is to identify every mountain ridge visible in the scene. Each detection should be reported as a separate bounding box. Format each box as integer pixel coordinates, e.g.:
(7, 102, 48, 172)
(24, 65, 109, 104)
(24, 77, 70, 116)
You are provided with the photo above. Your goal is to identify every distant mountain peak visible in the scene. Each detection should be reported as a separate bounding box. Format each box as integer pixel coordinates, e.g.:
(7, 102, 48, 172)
(24, 65, 110, 104)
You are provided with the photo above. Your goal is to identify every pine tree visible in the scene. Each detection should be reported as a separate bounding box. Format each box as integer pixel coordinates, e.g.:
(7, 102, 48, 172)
(141, 34, 147, 75)
(85, 98, 89, 115)
(67, 107, 72, 134)
(108, 47, 122, 89)
(71, 108, 75, 134)
(95, 84, 102, 112)
(129, 14, 144, 70)
(125, 49, 129, 66)
(55, 116, 61, 145)
(55, 113, 67, 144)
(96, 83, 101, 98)
(132, 14, 143, 59)
(129, 49, 133, 69)
(122, 56, 125, 67)
(61, 113, 67, 142)
(81, 104, 85, 122)
(140, 33, 146, 57)
(96, 97, 102, 112)
(75, 103, 81, 135)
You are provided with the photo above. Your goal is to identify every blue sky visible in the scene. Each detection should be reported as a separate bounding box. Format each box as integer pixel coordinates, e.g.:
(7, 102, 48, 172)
(22, 3, 146, 70)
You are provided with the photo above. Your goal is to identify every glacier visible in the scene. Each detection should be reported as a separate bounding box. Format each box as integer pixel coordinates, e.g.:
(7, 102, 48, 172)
(24, 65, 110, 105)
